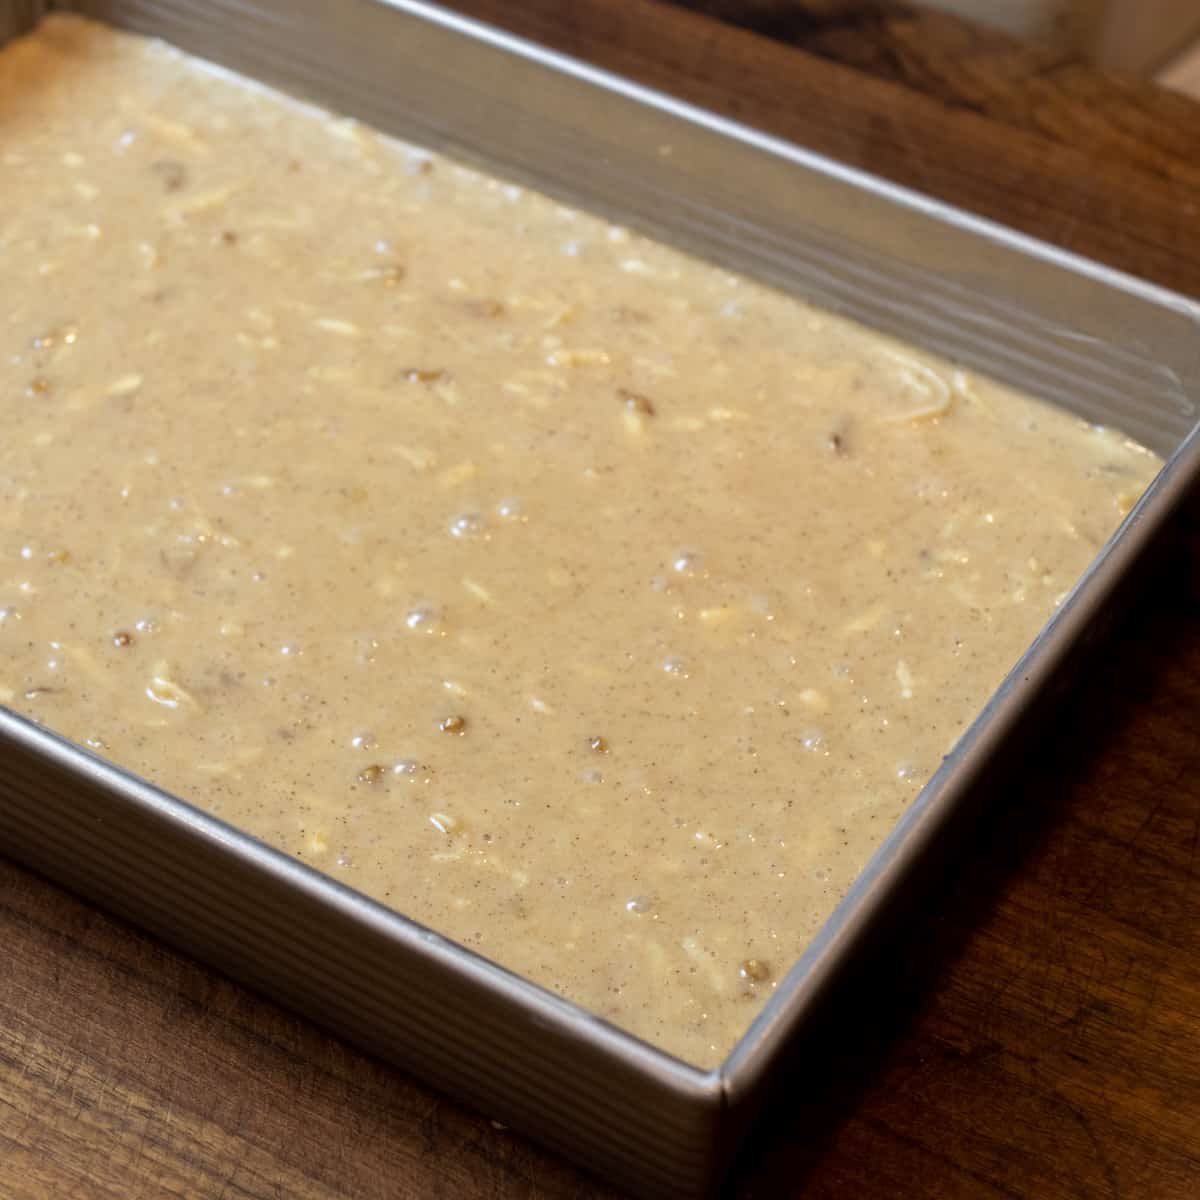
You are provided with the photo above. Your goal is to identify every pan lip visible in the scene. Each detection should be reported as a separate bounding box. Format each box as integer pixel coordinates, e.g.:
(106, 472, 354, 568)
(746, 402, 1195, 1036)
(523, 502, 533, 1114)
(2, 0, 1198, 1142)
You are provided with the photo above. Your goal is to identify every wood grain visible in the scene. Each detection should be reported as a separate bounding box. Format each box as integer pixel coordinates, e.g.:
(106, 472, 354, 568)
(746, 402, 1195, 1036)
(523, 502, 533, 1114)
(2, 2, 1199, 1197)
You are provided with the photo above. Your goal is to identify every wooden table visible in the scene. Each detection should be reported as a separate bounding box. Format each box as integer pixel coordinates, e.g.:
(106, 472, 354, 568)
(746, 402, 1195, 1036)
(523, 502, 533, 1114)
(3, 3, 1198, 1196)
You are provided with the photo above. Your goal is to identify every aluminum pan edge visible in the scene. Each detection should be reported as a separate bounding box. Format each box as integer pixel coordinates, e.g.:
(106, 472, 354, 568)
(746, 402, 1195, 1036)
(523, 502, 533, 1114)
(49, 0, 1200, 1068)
(723, 419, 1200, 1100)
(0, 708, 727, 1193)
(3, 0, 1200, 1189)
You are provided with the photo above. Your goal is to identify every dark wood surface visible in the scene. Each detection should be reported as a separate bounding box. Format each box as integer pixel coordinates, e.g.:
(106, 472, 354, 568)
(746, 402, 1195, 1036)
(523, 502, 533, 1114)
(3, 2, 1198, 1197)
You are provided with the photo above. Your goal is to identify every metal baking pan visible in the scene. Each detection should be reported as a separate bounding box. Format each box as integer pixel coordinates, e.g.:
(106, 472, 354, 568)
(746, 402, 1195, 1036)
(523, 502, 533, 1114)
(2, 1, 1198, 1195)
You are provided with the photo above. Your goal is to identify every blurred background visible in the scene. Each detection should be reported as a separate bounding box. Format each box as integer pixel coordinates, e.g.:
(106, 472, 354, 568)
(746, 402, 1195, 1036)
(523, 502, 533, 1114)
(922, 0, 1200, 87)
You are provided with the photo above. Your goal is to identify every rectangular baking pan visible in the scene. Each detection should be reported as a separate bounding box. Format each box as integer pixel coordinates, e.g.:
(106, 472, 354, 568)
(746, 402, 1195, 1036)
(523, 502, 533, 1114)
(2, 2, 1198, 1195)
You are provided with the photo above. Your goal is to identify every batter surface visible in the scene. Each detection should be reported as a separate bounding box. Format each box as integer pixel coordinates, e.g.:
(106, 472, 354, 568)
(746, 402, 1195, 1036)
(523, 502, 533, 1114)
(0, 17, 1159, 1066)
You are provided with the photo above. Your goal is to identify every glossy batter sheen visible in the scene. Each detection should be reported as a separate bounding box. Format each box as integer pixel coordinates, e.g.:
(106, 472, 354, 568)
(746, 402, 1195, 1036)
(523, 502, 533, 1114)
(0, 17, 1160, 1067)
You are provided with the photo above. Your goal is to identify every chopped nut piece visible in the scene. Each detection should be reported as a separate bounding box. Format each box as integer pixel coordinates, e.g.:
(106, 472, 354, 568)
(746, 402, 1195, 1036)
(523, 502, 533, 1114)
(588, 735, 610, 754)
(739, 958, 771, 983)
(112, 631, 134, 647)
(401, 367, 447, 384)
(357, 764, 386, 785)
(618, 388, 655, 416)
(439, 714, 467, 735)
